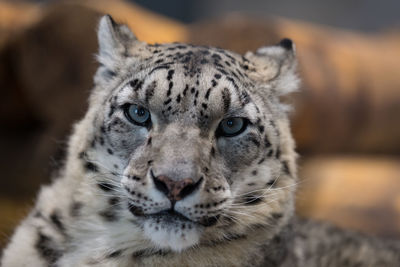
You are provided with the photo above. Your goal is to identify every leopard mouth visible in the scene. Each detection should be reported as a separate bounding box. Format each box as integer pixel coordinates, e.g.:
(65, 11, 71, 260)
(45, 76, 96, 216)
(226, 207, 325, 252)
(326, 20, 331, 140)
(129, 204, 219, 227)
(146, 209, 193, 223)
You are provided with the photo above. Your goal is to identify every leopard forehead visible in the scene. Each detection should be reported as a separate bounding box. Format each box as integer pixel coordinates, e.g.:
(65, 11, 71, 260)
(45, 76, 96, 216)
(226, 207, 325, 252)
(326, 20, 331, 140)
(107, 43, 262, 126)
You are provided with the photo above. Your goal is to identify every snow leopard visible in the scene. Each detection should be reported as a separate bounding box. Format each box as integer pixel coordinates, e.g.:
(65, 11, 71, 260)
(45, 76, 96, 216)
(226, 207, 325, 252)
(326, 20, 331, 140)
(2, 15, 399, 267)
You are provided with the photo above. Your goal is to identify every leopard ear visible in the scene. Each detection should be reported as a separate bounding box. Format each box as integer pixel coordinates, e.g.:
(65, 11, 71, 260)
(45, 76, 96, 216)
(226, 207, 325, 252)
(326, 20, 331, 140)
(245, 38, 299, 96)
(97, 14, 137, 67)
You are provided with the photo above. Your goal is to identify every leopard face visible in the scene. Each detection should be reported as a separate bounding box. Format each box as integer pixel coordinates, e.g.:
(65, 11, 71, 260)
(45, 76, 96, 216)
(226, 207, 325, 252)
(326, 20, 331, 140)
(78, 15, 299, 252)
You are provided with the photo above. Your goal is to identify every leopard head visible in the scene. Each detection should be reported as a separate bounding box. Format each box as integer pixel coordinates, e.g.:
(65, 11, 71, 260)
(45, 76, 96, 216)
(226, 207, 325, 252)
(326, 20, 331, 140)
(74, 15, 299, 253)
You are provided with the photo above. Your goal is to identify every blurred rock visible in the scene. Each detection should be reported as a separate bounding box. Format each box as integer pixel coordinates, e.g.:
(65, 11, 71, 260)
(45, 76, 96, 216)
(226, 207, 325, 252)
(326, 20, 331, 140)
(0, 3, 100, 198)
(0, 1, 41, 49)
(297, 156, 400, 238)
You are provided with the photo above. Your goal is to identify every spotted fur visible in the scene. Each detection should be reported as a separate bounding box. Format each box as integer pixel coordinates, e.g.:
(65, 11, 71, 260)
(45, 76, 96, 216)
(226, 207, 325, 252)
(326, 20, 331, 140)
(2, 15, 399, 267)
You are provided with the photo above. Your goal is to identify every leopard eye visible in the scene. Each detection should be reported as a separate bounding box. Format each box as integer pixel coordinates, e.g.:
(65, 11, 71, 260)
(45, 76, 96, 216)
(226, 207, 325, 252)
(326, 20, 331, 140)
(124, 104, 151, 126)
(217, 117, 248, 137)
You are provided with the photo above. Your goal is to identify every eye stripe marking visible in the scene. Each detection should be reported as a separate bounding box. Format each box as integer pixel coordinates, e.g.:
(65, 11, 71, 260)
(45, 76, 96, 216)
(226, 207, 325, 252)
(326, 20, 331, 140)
(221, 87, 231, 112)
(145, 81, 157, 103)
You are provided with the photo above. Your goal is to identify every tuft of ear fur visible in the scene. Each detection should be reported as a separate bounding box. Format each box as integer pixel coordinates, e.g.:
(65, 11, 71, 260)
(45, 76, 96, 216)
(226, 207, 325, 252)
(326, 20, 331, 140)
(97, 15, 137, 69)
(245, 38, 299, 97)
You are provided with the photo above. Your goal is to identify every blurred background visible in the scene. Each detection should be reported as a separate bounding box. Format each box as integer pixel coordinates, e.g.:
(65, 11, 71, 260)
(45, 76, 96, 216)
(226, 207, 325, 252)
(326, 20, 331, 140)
(1, 0, 400, 249)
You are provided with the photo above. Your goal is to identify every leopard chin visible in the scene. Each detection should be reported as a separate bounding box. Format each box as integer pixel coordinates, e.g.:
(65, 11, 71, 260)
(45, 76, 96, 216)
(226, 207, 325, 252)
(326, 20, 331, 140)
(142, 213, 203, 252)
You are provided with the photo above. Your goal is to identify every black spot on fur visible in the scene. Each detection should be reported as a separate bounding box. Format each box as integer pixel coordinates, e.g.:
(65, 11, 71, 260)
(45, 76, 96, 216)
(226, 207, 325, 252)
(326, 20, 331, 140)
(243, 194, 263, 205)
(50, 211, 65, 233)
(278, 38, 293, 50)
(205, 88, 212, 99)
(149, 64, 170, 75)
(240, 90, 251, 107)
(176, 94, 181, 103)
(212, 53, 222, 60)
(97, 182, 115, 192)
(35, 231, 62, 265)
(167, 69, 175, 80)
(84, 161, 98, 172)
(183, 84, 189, 96)
(70, 202, 83, 217)
(200, 58, 208, 64)
(210, 147, 216, 157)
(218, 68, 228, 76)
(264, 135, 271, 148)
(271, 212, 283, 220)
(222, 87, 231, 112)
(282, 161, 291, 176)
(109, 197, 120, 206)
(104, 69, 116, 79)
(131, 176, 141, 181)
(34, 210, 43, 218)
(226, 77, 239, 92)
(200, 215, 220, 227)
(132, 249, 169, 258)
(145, 81, 157, 103)
(78, 151, 86, 159)
(99, 209, 118, 222)
(129, 204, 144, 217)
(107, 148, 114, 155)
(266, 180, 275, 186)
(163, 98, 172, 105)
(275, 148, 281, 159)
(108, 105, 116, 118)
(248, 135, 260, 147)
(214, 73, 221, 79)
(167, 82, 173, 96)
(130, 79, 142, 91)
(108, 250, 123, 258)
(132, 250, 146, 258)
(255, 158, 265, 167)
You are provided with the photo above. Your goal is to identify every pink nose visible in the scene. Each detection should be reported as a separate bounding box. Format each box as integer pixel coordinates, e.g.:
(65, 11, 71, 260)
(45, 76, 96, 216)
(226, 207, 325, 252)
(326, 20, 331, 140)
(153, 175, 200, 202)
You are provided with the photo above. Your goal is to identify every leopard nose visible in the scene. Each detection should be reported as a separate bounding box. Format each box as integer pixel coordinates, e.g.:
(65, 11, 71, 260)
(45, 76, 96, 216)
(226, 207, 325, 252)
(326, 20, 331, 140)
(152, 174, 202, 202)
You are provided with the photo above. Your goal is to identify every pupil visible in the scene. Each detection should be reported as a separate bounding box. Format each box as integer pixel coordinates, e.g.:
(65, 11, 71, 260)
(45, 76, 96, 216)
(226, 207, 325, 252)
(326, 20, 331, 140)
(136, 108, 145, 117)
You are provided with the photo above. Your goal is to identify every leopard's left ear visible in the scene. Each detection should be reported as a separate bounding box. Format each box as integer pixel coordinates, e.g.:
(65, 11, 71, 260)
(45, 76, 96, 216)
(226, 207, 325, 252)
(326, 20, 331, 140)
(97, 14, 138, 68)
(245, 38, 299, 96)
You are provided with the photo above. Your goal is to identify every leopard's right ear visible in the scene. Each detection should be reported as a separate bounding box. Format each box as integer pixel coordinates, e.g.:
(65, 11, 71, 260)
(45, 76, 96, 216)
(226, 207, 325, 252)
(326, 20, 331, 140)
(97, 15, 137, 68)
(245, 38, 299, 97)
